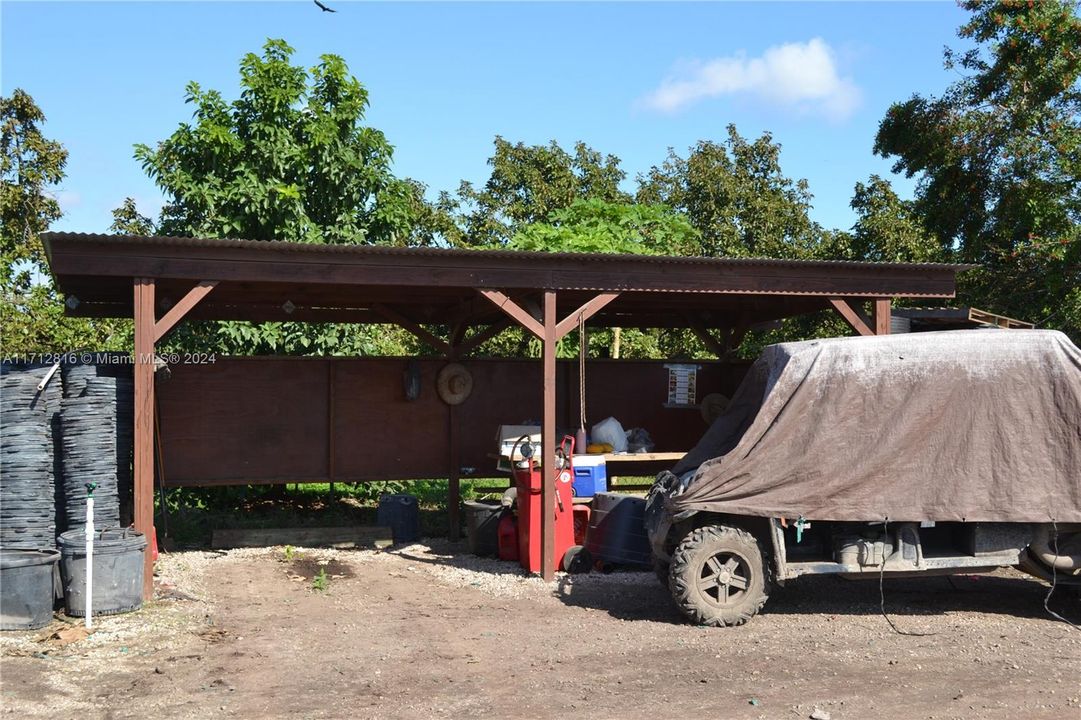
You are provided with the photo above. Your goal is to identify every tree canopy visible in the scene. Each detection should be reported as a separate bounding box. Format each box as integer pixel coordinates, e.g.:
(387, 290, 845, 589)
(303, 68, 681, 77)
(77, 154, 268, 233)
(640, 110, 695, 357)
(433, 137, 630, 248)
(875, 0, 1080, 336)
(135, 39, 425, 246)
(508, 198, 699, 256)
(637, 126, 822, 260)
(1, 90, 130, 355)
(9, 2, 1080, 357)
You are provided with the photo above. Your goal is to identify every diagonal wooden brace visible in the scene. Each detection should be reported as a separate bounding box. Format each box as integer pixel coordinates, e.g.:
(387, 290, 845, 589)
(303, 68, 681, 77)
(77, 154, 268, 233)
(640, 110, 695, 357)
(451, 317, 514, 358)
(154, 280, 218, 342)
(829, 297, 875, 337)
(554, 292, 620, 339)
(476, 289, 544, 339)
(371, 304, 452, 355)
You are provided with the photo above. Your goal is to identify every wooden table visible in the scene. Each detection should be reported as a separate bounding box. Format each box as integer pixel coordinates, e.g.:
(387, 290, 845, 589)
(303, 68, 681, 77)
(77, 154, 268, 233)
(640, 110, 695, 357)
(600, 452, 685, 464)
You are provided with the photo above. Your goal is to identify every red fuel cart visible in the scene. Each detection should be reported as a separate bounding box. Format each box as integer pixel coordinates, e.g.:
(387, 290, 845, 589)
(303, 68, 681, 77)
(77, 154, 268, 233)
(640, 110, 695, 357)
(510, 435, 591, 574)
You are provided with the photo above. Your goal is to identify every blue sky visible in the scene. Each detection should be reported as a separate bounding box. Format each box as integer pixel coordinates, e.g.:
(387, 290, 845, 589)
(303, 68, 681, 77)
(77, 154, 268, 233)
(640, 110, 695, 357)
(2, 1, 971, 236)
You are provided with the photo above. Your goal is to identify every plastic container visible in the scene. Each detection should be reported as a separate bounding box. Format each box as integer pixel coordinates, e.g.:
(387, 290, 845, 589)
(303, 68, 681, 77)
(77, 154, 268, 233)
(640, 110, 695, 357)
(0, 550, 60, 630)
(572, 455, 607, 497)
(377, 494, 420, 544)
(497, 513, 519, 561)
(585, 493, 652, 568)
(58, 528, 146, 617)
(463, 500, 503, 557)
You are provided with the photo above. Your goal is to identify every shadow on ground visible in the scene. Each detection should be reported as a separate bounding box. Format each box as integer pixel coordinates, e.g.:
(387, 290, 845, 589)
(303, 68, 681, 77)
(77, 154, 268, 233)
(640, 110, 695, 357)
(388, 540, 1081, 628)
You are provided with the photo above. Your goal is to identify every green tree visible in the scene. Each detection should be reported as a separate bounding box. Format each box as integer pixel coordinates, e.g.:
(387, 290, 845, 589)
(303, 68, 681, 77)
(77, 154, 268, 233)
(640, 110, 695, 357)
(438, 137, 630, 247)
(136, 39, 423, 247)
(508, 198, 699, 255)
(109, 197, 155, 236)
(130, 39, 432, 356)
(817, 175, 943, 264)
(637, 125, 822, 259)
(1, 89, 66, 287)
(874, 0, 1081, 337)
(1, 90, 129, 354)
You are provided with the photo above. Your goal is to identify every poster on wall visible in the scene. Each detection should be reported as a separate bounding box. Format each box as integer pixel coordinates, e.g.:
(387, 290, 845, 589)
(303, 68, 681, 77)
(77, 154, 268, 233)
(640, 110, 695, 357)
(664, 364, 699, 407)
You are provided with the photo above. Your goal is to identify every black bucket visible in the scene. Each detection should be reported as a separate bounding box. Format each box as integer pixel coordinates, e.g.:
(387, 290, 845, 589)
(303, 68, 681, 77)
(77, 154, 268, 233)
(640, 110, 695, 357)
(463, 501, 503, 556)
(0, 549, 60, 630)
(58, 528, 146, 617)
(377, 495, 420, 544)
(585, 493, 652, 568)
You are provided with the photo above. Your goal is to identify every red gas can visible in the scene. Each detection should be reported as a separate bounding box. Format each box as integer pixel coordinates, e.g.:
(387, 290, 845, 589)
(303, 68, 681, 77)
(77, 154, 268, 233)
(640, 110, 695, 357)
(497, 513, 519, 561)
(511, 435, 585, 573)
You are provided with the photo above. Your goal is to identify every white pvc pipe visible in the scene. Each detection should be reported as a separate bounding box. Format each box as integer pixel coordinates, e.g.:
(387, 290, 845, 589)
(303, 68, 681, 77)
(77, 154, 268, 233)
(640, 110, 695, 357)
(85, 495, 94, 629)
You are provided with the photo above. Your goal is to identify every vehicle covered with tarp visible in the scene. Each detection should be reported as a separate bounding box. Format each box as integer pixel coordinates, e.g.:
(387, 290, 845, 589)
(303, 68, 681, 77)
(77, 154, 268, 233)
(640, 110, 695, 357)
(646, 330, 1081, 626)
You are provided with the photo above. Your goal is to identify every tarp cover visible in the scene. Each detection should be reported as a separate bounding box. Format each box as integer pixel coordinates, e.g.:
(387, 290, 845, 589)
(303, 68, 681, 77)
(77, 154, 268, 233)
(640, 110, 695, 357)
(669, 330, 1081, 522)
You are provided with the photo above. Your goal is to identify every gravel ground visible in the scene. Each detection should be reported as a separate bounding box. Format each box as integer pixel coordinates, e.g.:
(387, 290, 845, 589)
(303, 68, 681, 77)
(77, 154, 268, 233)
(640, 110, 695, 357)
(2, 541, 1079, 719)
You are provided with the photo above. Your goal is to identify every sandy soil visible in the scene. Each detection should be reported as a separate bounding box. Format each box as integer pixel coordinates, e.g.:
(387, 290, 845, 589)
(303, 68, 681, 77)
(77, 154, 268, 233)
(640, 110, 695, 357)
(2, 541, 1079, 720)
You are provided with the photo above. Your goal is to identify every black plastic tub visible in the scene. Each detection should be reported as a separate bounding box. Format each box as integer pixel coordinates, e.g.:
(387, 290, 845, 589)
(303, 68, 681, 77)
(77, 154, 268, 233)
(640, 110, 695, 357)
(585, 493, 653, 569)
(0, 549, 60, 630)
(58, 528, 146, 617)
(463, 501, 503, 557)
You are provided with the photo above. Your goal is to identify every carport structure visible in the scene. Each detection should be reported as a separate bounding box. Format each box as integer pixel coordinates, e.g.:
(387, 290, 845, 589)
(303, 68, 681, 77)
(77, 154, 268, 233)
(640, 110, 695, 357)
(41, 232, 968, 595)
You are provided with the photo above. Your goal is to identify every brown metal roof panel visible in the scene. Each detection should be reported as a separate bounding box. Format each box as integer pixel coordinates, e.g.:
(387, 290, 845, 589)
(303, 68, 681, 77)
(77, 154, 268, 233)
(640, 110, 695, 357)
(40, 232, 973, 272)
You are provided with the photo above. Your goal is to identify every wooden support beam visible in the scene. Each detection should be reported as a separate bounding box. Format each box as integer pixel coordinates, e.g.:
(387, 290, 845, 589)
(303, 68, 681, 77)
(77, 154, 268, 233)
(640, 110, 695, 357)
(133, 278, 156, 601)
(451, 318, 514, 358)
(554, 292, 621, 339)
(448, 404, 461, 541)
(371, 304, 452, 355)
(829, 297, 875, 337)
(685, 314, 727, 357)
(328, 361, 336, 483)
(153, 280, 218, 342)
(541, 290, 557, 582)
(727, 324, 750, 352)
(477, 289, 544, 339)
(477, 287, 544, 337)
(449, 321, 469, 349)
(873, 298, 892, 335)
(211, 526, 392, 549)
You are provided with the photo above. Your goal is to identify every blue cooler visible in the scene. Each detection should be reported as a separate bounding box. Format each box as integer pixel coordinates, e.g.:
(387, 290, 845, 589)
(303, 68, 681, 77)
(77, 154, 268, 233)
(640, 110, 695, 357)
(572, 455, 607, 497)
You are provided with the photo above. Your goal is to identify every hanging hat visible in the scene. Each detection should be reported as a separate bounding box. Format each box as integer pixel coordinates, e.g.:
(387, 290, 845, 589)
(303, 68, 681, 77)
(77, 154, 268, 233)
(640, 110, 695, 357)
(437, 363, 473, 405)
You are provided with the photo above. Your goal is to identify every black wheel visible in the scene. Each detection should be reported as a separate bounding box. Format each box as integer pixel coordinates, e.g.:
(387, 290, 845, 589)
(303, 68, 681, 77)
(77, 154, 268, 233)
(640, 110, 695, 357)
(669, 525, 769, 627)
(562, 545, 592, 574)
(653, 559, 671, 588)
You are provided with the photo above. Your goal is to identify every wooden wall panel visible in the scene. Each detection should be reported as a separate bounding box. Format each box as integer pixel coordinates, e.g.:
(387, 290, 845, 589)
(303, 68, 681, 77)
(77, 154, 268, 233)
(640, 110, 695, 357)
(158, 357, 750, 487)
(158, 359, 329, 484)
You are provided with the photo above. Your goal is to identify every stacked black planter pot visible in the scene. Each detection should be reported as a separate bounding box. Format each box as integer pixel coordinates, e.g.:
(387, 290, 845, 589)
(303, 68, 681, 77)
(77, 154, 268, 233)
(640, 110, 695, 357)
(0, 363, 62, 550)
(60, 360, 133, 532)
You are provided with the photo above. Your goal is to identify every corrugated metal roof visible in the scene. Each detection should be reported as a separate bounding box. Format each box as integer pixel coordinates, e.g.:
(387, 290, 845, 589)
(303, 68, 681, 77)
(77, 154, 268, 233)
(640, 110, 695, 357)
(40, 232, 973, 272)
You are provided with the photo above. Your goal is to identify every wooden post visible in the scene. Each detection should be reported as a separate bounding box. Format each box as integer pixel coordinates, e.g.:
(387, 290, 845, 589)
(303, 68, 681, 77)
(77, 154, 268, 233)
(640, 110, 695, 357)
(328, 359, 336, 487)
(541, 290, 558, 581)
(873, 298, 892, 335)
(133, 278, 156, 600)
(448, 403, 461, 541)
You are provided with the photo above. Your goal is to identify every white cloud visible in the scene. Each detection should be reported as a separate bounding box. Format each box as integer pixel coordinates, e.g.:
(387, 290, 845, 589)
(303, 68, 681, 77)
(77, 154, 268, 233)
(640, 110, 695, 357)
(640, 38, 861, 121)
(49, 190, 82, 212)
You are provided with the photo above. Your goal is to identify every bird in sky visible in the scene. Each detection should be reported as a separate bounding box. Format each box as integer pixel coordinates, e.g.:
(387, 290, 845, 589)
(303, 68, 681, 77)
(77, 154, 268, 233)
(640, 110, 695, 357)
(314, 0, 336, 13)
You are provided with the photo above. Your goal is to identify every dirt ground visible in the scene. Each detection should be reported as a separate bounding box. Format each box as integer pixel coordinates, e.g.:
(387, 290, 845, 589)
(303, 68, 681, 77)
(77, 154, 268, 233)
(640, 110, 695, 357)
(2, 541, 1079, 720)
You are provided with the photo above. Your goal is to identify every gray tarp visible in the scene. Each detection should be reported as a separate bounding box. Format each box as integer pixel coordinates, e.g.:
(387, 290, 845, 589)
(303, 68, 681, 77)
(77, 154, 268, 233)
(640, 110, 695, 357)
(669, 330, 1081, 523)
